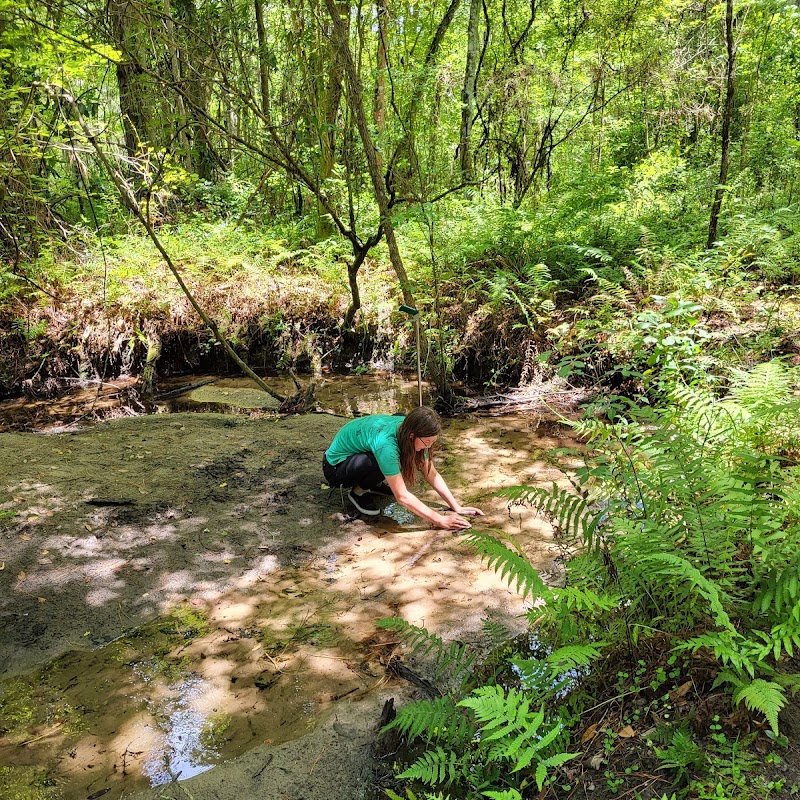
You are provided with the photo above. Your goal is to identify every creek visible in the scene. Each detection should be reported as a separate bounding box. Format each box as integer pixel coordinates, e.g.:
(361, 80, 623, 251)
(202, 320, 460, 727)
(0, 372, 582, 800)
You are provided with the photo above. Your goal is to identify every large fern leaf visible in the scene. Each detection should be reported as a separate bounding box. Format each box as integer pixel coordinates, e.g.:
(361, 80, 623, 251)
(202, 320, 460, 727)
(497, 484, 601, 549)
(733, 678, 787, 735)
(462, 531, 552, 601)
(377, 618, 476, 680)
(384, 695, 474, 747)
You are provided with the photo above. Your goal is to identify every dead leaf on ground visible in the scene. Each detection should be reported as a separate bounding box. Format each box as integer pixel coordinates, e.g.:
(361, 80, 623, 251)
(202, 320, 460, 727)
(669, 680, 693, 701)
(618, 725, 636, 738)
(581, 723, 598, 743)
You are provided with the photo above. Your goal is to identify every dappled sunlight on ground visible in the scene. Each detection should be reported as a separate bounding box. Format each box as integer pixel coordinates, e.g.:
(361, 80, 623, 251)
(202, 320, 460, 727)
(0, 407, 583, 798)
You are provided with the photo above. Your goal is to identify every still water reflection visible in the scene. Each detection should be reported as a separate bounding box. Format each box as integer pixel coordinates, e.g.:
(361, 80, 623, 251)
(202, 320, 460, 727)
(0, 371, 431, 432)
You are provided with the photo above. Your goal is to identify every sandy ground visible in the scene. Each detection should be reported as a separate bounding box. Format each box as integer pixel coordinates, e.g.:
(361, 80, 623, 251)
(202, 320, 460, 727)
(0, 410, 576, 800)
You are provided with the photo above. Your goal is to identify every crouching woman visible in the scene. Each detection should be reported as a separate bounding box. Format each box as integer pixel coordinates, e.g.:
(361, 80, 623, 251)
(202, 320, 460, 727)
(322, 406, 483, 530)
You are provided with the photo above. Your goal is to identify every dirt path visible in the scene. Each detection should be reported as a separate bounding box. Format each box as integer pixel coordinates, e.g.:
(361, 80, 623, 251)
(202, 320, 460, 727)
(0, 410, 573, 800)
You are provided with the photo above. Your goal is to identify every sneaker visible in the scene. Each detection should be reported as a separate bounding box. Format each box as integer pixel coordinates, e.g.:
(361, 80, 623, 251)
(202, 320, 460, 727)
(348, 490, 380, 516)
(367, 482, 394, 497)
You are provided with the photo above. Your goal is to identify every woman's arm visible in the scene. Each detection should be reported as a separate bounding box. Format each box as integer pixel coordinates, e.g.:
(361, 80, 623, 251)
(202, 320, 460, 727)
(423, 463, 485, 518)
(384, 473, 473, 530)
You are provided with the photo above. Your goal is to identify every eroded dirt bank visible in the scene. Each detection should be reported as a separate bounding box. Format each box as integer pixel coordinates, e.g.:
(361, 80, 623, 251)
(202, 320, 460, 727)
(0, 410, 574, 800)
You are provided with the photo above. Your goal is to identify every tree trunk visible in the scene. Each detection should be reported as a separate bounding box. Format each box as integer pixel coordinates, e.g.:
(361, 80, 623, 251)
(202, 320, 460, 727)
(254, 0, 271, 117)
(163, 0, 193, 169)
(176, 0, 215, 180)
(324, 0, 452, 395)
(374, 0, 388, 136)
(107, 0, 151, 174)
(139, 325, 162, 399)
(458, 0, 481, 181)
(707, 0, 736, 249)
(323, 0, 414, 305)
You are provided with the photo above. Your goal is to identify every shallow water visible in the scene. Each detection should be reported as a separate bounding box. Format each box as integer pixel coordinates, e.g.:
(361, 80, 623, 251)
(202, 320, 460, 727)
(0, 373, 582, 799)
(0, 371, 431, 432)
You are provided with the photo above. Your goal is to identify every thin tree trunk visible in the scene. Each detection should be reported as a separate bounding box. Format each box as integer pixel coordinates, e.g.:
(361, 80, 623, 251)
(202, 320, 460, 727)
(108, 0, 151, 174)
(707, 0, 736, 248)
(324, 0, 453, 394)
(254, 0, 271, 117)
(374, 0, 388, 137)
(164, 0, 192, 168)
(323, 0, 414, 305)
(458, 0, 481, 180)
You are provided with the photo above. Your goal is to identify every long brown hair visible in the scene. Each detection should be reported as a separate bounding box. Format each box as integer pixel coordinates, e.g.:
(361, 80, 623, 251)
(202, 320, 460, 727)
(397, 406, 442, 486)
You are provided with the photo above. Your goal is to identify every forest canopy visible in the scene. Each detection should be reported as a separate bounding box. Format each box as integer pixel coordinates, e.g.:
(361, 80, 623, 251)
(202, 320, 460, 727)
(1, 0, 800, 394)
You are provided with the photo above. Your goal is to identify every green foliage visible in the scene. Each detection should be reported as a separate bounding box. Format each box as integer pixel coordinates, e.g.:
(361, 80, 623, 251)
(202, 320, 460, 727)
(458, 685, 576, 781)
(460, 531, 552, 601)
(377, 618, 477, 682)
(731, 679, 787, 737)
(385, 695, 475, 748)
(653, 727, 706, 785)
(494, 361, 800, 752)
(398, 747, 467, 787)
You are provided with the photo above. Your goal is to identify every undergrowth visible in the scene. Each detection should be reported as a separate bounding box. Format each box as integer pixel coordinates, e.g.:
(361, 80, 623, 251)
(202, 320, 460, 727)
(381, 359, 800, 800)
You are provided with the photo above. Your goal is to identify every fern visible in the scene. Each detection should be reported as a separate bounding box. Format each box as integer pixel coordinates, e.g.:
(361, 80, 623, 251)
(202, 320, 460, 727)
(377, 618, 477, 681)
(497, 484, 601, 550)
(545, 642, 606, 676)
(482, 618, 513, 646)
(384, 695, 474, 748)
(678, 631, 757, 678)
(458, 685, 577, 783)
(398, 746, 466, 786)
(549, 586, 621, 615)
(732, 678, 787, 735)
(638, 553, 735, 632)
(462, 530, 553, 602)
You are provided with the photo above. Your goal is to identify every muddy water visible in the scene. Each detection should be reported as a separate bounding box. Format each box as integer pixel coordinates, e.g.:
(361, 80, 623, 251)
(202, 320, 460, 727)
(0, 371, 432, 431)
(0, 374, 582, 800)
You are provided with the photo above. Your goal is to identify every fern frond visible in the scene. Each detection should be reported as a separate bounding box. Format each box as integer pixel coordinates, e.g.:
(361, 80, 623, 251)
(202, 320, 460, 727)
(459, 685, 568, 773)
(463, 531, 552, 601)
(459, 685, 540, 739)
(545, 643, 606, 675)
(482, 618, 513, 646)
(728, 361, 796, 409)
(384, 696, 474, 747)
(678, 631, 756, 678)
(497, 484, 600, 549)
(733, 678, 787, 735)
(377, 618, 475, 680)
(398, 746, 466, 786)
(550, 586, 621, 615)
(434, 640, 478, 682)
(639, 553, 735, 632)
(378, 618, 446, 659)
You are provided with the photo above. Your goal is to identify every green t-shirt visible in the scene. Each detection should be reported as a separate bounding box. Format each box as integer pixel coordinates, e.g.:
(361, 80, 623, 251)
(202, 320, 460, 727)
(325, 414, 404, 477)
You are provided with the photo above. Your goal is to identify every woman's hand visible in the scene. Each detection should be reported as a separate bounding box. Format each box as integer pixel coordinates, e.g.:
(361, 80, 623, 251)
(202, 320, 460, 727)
(452, 505, 484, 518)
(436, 512, 473, 530)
